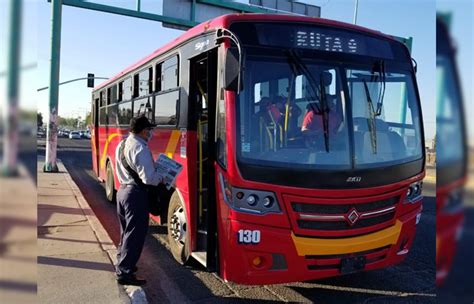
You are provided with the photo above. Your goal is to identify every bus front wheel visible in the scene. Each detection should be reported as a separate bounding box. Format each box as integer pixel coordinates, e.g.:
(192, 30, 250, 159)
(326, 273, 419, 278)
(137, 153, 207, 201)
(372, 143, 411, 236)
(105, 162, 116, 203)
(167, 192, 190, 264)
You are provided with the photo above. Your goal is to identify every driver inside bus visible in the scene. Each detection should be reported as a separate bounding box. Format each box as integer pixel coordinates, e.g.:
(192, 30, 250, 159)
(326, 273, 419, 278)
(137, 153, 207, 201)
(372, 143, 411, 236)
(301, 71, 342, 141)
(301, 87, 342, 149)
(301, 98, 342, 136)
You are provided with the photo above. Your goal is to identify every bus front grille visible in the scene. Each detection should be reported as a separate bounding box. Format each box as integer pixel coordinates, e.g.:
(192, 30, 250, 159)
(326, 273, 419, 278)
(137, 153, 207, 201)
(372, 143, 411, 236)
(291, 196, 399, 233)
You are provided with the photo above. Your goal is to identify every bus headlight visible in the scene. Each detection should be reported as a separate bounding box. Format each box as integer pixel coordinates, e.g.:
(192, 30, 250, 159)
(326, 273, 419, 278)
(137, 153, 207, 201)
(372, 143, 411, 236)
(219, 173, 281, 215)
(404, 181, 423, 203)
(246, 195, 258, 206)
(263, 196, 273, 208)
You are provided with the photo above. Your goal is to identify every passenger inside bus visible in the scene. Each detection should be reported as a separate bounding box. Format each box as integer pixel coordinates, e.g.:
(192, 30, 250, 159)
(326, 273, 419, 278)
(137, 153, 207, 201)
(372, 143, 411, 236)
(255, 97, 284, 151)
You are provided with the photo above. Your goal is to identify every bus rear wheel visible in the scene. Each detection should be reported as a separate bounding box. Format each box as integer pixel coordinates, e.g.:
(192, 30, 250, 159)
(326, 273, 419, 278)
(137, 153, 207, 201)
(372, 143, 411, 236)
(167, 192, 190, 264)
(105, 162, 116, 203)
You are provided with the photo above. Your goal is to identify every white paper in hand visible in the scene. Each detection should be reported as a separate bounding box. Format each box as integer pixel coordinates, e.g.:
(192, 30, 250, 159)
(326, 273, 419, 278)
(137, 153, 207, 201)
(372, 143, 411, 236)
(155, 154, 183, 189)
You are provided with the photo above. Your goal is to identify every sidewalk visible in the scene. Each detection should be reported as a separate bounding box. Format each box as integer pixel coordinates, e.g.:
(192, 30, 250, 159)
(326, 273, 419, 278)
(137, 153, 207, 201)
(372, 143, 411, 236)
(37, 157, 146, 304)
(0, 164, 36, 303)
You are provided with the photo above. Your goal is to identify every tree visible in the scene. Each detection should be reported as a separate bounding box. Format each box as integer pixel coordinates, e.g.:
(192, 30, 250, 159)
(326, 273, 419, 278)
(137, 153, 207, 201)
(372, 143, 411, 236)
(84, 112, 91, 126)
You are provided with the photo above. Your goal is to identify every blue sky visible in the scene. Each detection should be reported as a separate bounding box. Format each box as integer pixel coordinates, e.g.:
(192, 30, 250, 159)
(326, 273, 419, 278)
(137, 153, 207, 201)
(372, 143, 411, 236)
(4, 0, 469, 143)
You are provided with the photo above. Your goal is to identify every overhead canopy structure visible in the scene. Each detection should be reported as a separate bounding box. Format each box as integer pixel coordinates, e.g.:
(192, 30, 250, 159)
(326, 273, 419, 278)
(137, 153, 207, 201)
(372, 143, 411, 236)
(162, 0, 321, 30)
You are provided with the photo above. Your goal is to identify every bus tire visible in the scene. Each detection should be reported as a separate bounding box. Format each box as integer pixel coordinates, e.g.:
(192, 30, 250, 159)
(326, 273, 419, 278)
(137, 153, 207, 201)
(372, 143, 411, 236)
(105, 161, 116, 203)
(167, 192, 190, 264)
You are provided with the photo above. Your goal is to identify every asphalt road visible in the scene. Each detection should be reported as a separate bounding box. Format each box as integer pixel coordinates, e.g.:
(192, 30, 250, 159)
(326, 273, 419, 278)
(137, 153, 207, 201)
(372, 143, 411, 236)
(38, 138, 437, 303)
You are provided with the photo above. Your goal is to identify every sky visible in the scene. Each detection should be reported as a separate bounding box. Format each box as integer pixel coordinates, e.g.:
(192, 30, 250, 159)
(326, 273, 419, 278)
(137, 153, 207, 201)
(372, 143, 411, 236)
(4, 0, 472, 143)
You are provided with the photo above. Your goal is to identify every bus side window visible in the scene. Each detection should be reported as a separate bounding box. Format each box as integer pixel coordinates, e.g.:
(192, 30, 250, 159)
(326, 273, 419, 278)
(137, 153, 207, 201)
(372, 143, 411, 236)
(133, 97, 153, 120)
(107, 104, 118, 126)
(93, 98, 99, 125)
(123, 77, 132, 101)
(133, 74, 139, 98)
(162, 56, 179, 91)
(118, 82, 123, 102)
(118, 101, 132, 125)
(99, 90, 105, 107)
(107, 85, 117, 105)
(154, 90, 179, 126)
(155, 63, 162, 92)
(99, 107, 107, 126)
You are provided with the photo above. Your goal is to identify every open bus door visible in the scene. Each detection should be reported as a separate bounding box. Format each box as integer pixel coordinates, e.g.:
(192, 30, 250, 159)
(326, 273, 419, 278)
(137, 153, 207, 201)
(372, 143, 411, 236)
(189, 48, 218, 270)
(91, 97, 100, 176)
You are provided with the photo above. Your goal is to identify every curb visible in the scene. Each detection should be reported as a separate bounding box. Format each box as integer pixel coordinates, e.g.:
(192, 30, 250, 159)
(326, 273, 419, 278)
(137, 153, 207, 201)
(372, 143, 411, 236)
(57, 159, 149, 304)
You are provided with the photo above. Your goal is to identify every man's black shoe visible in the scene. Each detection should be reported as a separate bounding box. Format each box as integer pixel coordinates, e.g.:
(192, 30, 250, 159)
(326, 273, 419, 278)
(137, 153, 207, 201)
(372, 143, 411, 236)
(115, 265, 138, 273)
(116, 275, 147, 286)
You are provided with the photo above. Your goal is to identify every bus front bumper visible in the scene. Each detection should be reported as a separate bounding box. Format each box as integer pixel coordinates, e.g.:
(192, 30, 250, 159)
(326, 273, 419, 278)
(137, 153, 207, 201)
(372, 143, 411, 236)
(220, 206, 422, 285)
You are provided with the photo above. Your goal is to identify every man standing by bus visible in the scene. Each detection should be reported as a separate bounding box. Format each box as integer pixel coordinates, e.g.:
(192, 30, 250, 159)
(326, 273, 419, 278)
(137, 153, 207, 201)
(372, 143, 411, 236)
(114, 115, 163, 286)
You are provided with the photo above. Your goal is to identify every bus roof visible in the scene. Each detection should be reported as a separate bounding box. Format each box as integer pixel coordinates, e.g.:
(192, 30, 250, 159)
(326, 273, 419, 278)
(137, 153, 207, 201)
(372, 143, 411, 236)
(94, 13, 394, 91)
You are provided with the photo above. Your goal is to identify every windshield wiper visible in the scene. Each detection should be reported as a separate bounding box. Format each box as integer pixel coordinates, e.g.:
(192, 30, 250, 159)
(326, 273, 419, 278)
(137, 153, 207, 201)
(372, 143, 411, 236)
(363, 80, 377, 154)
(375, 60, 386, 116)
(285, 50, 330, 152)
(285, 50, 321, 113)
(319, 74, 330, 152)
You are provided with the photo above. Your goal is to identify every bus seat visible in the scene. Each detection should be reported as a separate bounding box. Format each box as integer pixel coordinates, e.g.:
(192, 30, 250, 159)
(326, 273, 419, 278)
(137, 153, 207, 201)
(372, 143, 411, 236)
(388, 131, 407, 158)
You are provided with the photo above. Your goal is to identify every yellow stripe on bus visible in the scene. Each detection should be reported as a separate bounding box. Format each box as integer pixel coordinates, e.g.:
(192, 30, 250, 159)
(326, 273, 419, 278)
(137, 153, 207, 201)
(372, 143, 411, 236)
(291, 220, 402, 256)
(100, 133, 123, 169)
(164, 130, 181, 158)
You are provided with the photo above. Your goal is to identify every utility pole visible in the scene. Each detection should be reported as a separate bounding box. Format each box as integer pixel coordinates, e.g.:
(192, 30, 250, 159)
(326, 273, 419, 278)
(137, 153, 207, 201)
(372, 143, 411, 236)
(44, 0, 63, 172)
(2, 0, 22, 176)
(353, 0, 359, 25)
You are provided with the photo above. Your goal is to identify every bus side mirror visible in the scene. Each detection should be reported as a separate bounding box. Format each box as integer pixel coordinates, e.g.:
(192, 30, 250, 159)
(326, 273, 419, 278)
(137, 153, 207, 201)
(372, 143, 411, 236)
(412, 58, 418, 74)
(225, 48, 242, 92)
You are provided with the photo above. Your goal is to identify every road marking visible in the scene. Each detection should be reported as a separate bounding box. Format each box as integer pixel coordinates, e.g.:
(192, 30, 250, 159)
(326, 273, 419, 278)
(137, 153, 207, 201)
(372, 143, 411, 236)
(307, 283, 436, 297)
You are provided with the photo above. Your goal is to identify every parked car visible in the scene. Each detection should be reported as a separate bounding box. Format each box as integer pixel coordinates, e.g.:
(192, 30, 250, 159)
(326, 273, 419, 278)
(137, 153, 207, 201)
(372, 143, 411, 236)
(37, 128, 46, 138)
(69, 131, 81, 139)
(84, 130, 91, 139)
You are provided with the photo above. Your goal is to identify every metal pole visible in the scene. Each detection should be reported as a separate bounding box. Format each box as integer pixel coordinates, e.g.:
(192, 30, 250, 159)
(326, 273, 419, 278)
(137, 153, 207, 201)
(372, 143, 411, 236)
(191, 0, 196, 22)
(353, 0, 359, 24)
(44, 0, 63, 172)
(37, 76, 109, 92)
(136, 0, 141, 12)
(2, 0, 22, 176)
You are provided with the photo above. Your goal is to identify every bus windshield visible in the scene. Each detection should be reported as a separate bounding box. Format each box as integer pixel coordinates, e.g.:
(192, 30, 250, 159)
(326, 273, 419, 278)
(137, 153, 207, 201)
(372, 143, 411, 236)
(233, 24, 423, 171)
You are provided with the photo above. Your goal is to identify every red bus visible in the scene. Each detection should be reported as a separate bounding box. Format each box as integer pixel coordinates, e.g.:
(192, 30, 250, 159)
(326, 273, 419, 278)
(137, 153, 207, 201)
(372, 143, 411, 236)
(90, 14, 425, 285)
(435, 15, 468, 286)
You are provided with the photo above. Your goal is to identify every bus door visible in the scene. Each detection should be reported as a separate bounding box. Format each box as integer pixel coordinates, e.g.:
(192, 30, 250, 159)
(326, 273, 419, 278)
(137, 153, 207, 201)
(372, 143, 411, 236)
(92, 97, 100, 176)
(189, 48, 218, 269)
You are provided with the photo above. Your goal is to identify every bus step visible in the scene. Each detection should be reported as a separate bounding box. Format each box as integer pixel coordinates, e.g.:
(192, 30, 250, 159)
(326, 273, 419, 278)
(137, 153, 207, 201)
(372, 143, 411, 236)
(191, 251, 207, 267)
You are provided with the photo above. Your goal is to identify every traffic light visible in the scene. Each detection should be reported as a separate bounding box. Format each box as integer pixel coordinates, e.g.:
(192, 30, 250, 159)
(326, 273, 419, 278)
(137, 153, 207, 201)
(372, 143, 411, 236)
(87, 73, 94, 88)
